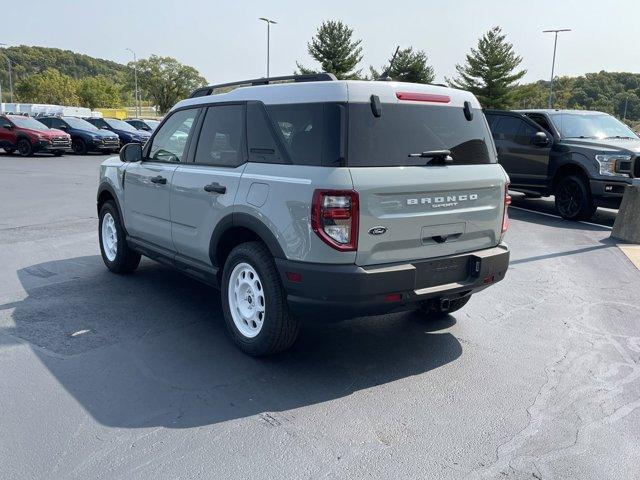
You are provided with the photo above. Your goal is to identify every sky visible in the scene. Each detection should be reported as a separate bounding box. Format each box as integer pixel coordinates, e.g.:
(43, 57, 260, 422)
(2, 0, 639, 85)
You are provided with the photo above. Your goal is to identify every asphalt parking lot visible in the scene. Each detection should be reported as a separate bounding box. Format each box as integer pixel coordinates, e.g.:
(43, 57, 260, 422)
(1, 153, 639, 480)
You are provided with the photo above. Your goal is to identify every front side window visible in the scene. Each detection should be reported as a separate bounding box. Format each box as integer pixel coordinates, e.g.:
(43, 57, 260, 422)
(527, 114, 553, 134)
(348, 103, 496, 167)
(194, 105, 245, 167)
(148, 108, 199, 163)
(493, 116, 522, 141)
(515, 122, 538, 145)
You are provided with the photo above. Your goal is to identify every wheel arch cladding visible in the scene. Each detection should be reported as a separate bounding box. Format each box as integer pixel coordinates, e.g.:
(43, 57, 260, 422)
(552, 160, 590, 189)
(96, 183, 126, 231)
(210, 213, 286, 268)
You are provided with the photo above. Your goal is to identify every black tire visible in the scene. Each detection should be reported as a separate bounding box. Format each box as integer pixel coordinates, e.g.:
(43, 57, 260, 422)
(98, 201, 141, 274)
(419, 295, 472, 318)
(72, 138, 87, 155)
(17, 139, 33, 157)
(554, 174, 597, 220)
(221, 241, 299, 356)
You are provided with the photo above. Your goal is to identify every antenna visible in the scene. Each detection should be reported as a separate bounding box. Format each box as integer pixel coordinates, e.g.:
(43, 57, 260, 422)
(378, 46, 401, 81)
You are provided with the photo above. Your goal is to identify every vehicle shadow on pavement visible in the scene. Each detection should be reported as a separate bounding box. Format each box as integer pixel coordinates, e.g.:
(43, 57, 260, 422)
(3, 256, 462, 429)
(510, 195, 618, 228)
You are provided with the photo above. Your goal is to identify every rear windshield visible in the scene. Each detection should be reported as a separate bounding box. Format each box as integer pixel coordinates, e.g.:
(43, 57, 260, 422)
(347, 103, 496, 167)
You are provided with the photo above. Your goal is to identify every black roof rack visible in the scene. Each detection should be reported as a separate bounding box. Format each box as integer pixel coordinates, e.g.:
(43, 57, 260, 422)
(189, 73, 337, 98)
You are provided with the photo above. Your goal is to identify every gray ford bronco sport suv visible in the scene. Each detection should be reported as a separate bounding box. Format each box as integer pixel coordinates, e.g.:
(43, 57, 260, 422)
(97, 73, 511, 356)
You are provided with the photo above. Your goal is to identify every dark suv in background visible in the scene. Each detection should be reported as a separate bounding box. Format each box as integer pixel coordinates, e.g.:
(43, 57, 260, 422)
(485, 109, 639, 220)
(85, 117, 151, 147)
(39, 116, 120, 154)
(125, 118, 160, 132)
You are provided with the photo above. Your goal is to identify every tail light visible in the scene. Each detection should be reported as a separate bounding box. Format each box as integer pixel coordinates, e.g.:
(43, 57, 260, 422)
(501, 183, 512, 239)
(311, 190, 359, 251)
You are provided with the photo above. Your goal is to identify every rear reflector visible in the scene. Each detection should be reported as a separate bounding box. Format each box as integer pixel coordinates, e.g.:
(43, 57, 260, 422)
(396, 92, 451, 103)
(385, 293, 402, 302)
(286, 271, 302, 283)
(483, 275, 495, 285)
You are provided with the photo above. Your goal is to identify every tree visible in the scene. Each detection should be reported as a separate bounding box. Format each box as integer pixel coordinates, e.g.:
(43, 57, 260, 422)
(296, 20, 363, 79)
(369, 47, 435, 84)
(16, 69, 80, 105)
(133, 55, 207, 114)
(447, 26, 526, 109)
(77, 76, 122, 109)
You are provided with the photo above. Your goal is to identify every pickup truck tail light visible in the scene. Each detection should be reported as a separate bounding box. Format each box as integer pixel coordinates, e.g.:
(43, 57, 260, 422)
(501, 183, 512, 239)
(311, 190, 359, 251)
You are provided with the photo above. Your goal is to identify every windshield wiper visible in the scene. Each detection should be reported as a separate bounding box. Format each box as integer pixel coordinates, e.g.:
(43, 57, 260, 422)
(565, 135, 598, 139)
(605, 135, 636, 140)
(408, 149, 453, 164)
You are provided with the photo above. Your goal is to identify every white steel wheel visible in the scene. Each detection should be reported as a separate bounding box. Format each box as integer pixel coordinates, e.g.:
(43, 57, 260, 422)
(228, 262, 266, 338)
(101, 212, 118, 262)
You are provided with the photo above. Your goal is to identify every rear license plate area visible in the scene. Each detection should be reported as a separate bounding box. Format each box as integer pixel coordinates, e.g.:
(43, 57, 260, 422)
(415, 256, 470, 288)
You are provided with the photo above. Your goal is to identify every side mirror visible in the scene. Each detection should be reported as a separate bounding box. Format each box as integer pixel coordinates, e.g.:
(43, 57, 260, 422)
(2, 124, 13, 130)
(532, 131, 550, 146)
(59, 125, 68, 131)
(119, 143, 142, 162)
(101, 126, 109, 130)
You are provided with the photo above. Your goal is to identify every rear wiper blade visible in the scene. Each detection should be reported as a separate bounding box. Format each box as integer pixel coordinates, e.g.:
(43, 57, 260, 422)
(408, 149, 453, 164)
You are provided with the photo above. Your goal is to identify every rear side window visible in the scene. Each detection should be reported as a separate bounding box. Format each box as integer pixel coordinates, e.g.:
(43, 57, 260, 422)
(347, 103, 496, 167)
(247, 102, 288, 164)
(194, 104, 246, 167)
(265, 103, 343, 167)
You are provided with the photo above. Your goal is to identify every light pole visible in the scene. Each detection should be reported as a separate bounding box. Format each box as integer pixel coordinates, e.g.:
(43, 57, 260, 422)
(259, 17, 277, 78)
(543, 29, 571, 108)
(126, 48, 140, 117)
(0, 43, 14, 104)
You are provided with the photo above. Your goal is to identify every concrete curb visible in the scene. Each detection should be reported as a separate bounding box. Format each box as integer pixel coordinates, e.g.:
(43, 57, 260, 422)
(611, 182, 640, 244)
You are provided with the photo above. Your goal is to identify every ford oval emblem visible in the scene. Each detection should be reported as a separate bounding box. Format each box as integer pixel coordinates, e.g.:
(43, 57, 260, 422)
(368, 226, 387, 236)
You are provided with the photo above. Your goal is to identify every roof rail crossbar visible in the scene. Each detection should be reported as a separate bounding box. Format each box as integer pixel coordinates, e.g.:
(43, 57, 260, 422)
(189, 73, 338, 98)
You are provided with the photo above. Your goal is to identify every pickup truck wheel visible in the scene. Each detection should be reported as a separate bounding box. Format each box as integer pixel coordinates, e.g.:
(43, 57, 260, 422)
(555, 174, 597, 220)
(98, 201, 141, 273)
(419, 295, 471, 318)
(17, 139, 33, 157)
(221, 241, 299, 356)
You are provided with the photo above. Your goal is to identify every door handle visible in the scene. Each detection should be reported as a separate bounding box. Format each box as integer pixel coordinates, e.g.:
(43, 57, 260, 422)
(150, 175, 167, 185)
(204, 182, 227, 194)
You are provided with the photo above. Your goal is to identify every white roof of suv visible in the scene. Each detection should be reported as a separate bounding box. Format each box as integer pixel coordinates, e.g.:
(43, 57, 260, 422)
(173, 80, 480, 111)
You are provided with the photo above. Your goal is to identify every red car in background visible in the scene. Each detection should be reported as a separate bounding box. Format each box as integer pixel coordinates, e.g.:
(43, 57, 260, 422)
(0, 114, 71, 157)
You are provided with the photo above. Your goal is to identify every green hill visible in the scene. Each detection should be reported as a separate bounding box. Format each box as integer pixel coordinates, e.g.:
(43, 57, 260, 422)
(0, 45, 127, 89)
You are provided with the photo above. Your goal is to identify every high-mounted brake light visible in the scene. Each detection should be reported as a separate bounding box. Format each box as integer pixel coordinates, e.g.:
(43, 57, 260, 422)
(311, 190, 359, 251)
(396, 92, 451, 103)
(501, 183, 512, 239)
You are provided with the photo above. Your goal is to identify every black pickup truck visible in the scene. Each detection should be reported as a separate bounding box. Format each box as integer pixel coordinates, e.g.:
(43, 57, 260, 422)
(485, 109, 639, 220)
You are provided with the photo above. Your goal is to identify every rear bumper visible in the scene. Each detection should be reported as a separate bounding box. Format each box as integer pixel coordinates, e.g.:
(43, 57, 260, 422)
(275, 243, 510, 320)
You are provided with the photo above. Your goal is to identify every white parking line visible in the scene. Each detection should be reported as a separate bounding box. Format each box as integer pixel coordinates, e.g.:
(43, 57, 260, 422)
(510, 206, 613, 230)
